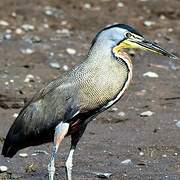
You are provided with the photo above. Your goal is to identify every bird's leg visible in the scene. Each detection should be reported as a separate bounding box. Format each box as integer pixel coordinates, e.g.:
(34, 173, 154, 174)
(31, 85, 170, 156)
(65, 148, 74, 180)
(48, 122, 69, 180)
(65, 124, 87, 180)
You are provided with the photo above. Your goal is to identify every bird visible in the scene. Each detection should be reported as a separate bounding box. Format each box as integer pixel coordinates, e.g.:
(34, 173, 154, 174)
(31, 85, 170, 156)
(2, 24, 177, 180)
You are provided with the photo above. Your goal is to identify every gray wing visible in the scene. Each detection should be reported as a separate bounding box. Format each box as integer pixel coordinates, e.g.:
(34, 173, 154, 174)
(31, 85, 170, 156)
(4, 74, 80, 151)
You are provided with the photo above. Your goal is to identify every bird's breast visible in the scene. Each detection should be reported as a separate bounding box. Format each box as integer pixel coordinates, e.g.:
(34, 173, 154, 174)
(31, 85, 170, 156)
(78, 58, 132, 111)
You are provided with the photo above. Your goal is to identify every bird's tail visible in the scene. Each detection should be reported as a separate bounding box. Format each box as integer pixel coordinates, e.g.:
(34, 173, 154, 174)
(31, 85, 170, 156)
(1, 135, 20, 158)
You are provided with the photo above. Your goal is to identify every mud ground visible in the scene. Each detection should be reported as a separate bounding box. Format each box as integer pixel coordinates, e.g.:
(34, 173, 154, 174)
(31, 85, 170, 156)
(0, 0, 180, 179)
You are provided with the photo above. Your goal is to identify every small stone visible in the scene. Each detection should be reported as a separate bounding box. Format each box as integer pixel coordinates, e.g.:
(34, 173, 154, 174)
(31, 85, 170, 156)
(34, 150, 49, 155)
(0, 20, 9, 26)
(139, 152, 144, 156)
(22, 24, 35, 31)
(94, 172, 112, 178)
(4, 33, 12, 40)
(66, 48, 76, 55)
(83, 3, 91, 9)
(13, 113, 18, 118)
(5, 82, 9, 85)
(11, 12, 17, 17)
(168, 28, 173, 32)
(160, 15, 166, 20)
(0, 166, 8, 172)
(45, 9, 53, 16)
(49, 62, 60, 69)
(144, 20, 155, 27)
(43, 24, 49, 28)
(49, 52, 54, 57)
(162, 154, 167, 158)
(10, 79, 14, 83)
(24, 74, 34, 83)
(61, 20, 67, 25)
(135, 89, 146, 96)
(23, 35, 41, 44)
(21, 48, 34, 55)
(143, 71, 159, 78)
(15, 28, 23, 34)
(56, 29, 70, 36)
(63, 65, 69, 71)
(121, 159, 132, 165)
(6, 29, 12, 33)
(118, 111, 126, 117)
(168, 61, 177, 70)
(19, 153, 28, 158)
(140, 111, 154, 117)
(117, 2, 124, 7)
(110, 107, 118, 112)
(175, 121, 180, 128)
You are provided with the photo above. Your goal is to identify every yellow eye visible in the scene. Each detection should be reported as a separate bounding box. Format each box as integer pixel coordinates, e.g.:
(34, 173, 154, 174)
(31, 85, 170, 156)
(125, 32, 132, 38)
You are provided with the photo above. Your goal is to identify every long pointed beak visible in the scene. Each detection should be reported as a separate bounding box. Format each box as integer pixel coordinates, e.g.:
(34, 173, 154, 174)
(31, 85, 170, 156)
(132, 38, 178, 59)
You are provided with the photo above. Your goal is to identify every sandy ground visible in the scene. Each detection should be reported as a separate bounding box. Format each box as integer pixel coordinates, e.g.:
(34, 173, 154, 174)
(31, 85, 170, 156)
(0, 0, 180, 179)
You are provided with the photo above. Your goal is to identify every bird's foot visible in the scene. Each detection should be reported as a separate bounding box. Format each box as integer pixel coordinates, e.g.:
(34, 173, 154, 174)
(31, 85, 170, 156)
(48, 163, 55, 180)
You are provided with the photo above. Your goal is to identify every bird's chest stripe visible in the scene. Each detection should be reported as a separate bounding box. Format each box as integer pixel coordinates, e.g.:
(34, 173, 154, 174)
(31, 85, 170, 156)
(103, 57, 132, 109)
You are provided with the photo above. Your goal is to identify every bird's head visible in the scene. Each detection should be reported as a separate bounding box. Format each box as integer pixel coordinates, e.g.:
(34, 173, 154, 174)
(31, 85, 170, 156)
(91, 24, 177, 59)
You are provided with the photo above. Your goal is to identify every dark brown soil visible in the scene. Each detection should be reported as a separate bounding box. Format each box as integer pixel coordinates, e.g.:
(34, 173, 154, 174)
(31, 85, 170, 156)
(0, 0, 180, 179)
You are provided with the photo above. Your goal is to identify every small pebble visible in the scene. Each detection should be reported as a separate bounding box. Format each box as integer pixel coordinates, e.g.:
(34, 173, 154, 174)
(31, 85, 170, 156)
(15, 28, 23, 34)
(56, 29, 70, 36)
(110, 107, 118, 112)
(168, 61, 177, 70)
(21, 48, 34, 55)
(4, 33, 12, 40)
(0, 166, 8, 172)
(63, 65, 69, 71)
(143, 71, 159, 78)
(117, 2, 124, 7)
(49, 62, 61, 69)
(168, 28, 173, 32)
(66, 48, 76, 55)
(13, 113, 18, 118)
(22, 24, 35, 31)
(121, 159, 132, 165)
(144, 20, 155, 27)
(118, 111, 126, 117)
(34, 150, 49, 155)
(175, 120, 180, 128)
(24, 74, 34, 83)
(162, 154, 167, 158)
(0, 20, 9, 26)
(44, 9, 53, 16)
(61, 20, 67, 25)
(140, 111, 154, 117)
(6, 29, 12, 33)
(139, 152, 144, 156)
(160, 15, 166, 20)
(19, 153, 28, 158)
(11, 12, 17, 17)
(83, 3, 91, 9)
(94, 172, 112, 178)
(43, 24, 49, 28)
(23, 35, 41, 44)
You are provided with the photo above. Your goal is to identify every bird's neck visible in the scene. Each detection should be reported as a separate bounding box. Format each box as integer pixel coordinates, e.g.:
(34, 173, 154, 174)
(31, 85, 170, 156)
(87, 40, 114, 63)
